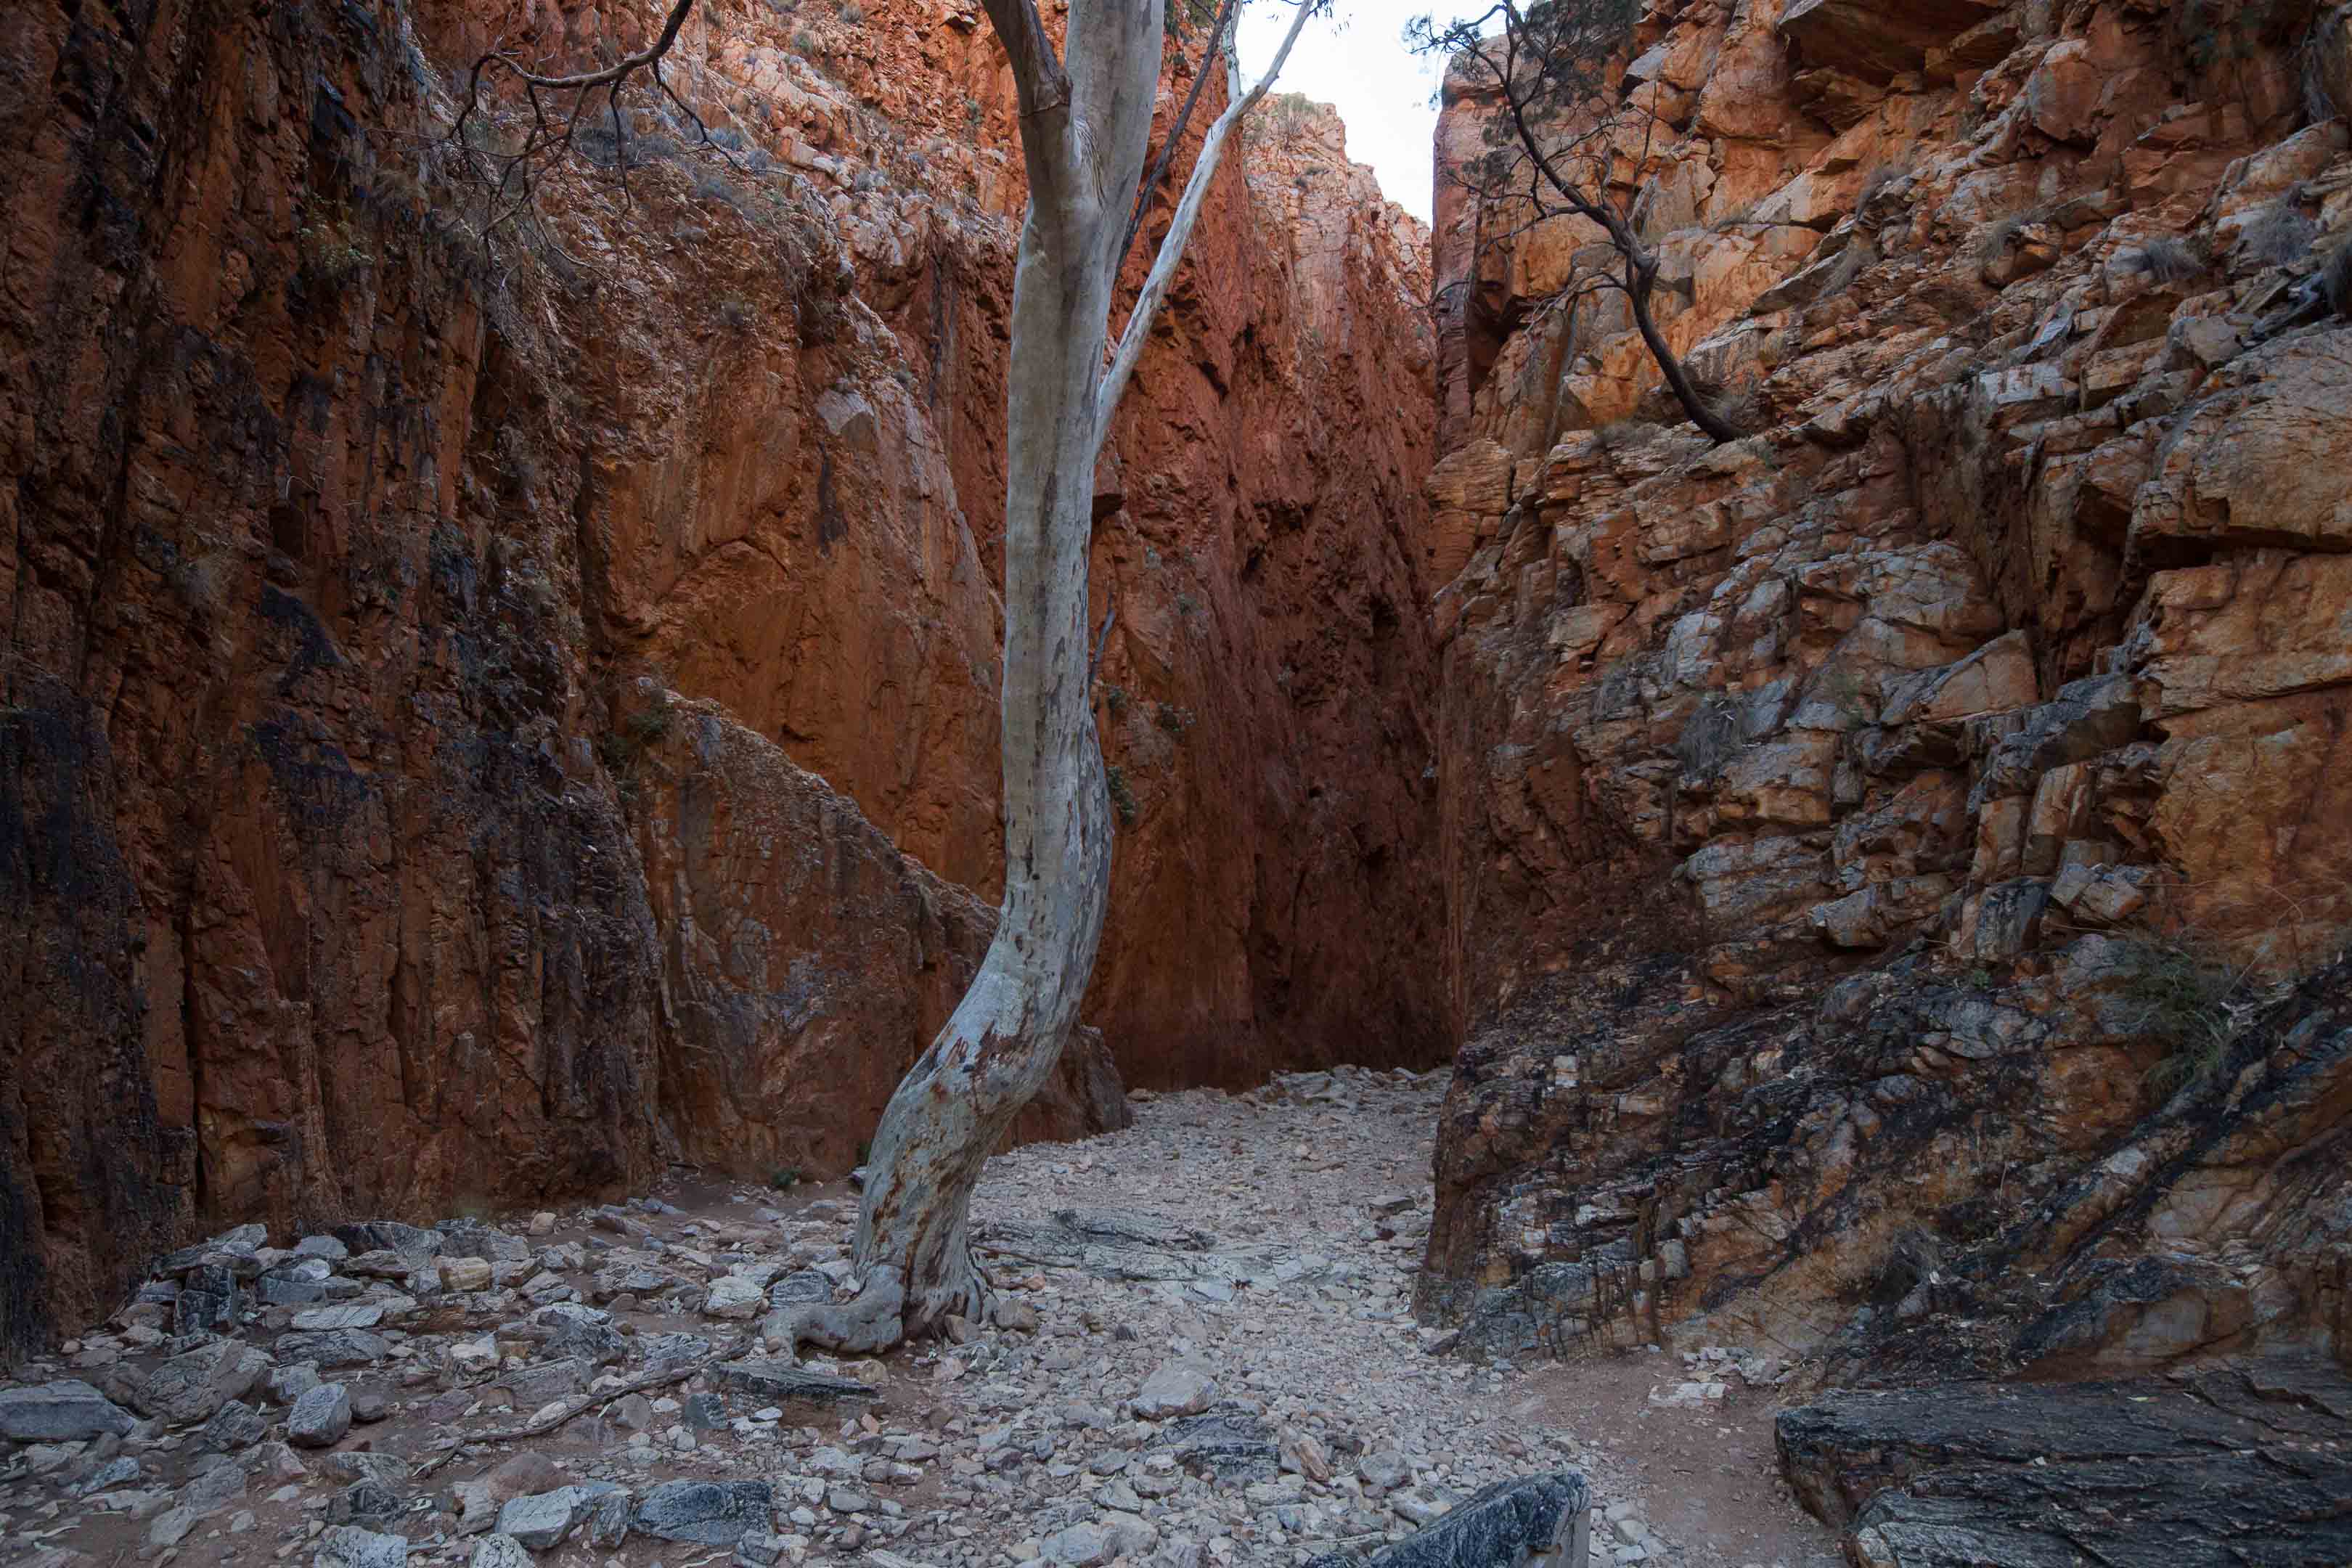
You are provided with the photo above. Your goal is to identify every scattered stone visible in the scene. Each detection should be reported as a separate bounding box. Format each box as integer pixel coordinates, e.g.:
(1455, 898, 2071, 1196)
(292, 1302, 385, 1332)
(1131, 1360, 1217, 1419)
(497, 1484, 624, 1550)
(713, 1359, 878, 1406)
(316, 1524, 412, 1568)
(289, 1384, 354, 1448)
(279, 1328, 393, 1368)
(197, 1397, 271, 1451)
(468, 1535, 533, 1568)
(134, 1341, 271, 1426)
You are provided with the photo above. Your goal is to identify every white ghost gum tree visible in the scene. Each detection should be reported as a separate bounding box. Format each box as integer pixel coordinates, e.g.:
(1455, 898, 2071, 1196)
(451, 0, 1318, 1355)
(773, 0, 1321, 1355)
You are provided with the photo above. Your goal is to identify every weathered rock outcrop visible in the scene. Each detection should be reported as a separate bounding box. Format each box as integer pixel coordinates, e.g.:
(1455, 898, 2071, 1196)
(1417, 0, 2352, 1392)
(0, 0, 1439, 1353)
(1777, 1358, 2352, 1564)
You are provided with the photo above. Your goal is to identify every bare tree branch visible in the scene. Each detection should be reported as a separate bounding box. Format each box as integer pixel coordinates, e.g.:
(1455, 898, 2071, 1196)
(1116, 0, 1244, 272)
(1097, 0, 1318, 429)
(1412, 0, 1744, 441)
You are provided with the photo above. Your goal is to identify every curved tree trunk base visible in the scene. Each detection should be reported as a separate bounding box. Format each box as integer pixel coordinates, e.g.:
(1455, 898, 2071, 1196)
(764, 1265, 907, 1360)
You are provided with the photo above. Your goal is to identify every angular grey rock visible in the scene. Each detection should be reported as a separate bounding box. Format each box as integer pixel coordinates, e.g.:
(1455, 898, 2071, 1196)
(468, 1535, 533, 1568)
(292, 1302, 385, 1331)
(767, 1270, 834, 1306)
(327, 1479, 410, 1532)
(267, 1361, 324, 1405)
(1042, 1522, 1113, 1567)
(682, 1392, 727, 1431)
(134, 1341, 271, 1426)
(1302, 1473, 1591, 1568)
(317, 1524, 411, 1568)
(0, 1381, 135, 1442)
(1146, 1405, 1280, 1483)
(1132, 1360, 1218, 1419)
(295, 1235, 352, 1262)
(279, 1328, 392, 1368)
(583, 1487, 632, 1548)
(149, 1505, 200, 1547)
(181, 1455, 248, 1513)
(289, 1384, 354, 1448)
(632, 1479, 773, 1545)
(497, 1483, 623, 1550)
(714, 1359, 878, 1406)
(322, 1451, 413, 1488)
(332, 1222, 444, 1260)
(349, 1386, 389, 1424)
(197, 1397, 271, 1451)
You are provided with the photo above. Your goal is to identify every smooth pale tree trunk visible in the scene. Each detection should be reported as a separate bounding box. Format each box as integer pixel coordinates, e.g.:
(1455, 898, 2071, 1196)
(772, 0, 1163, 1353)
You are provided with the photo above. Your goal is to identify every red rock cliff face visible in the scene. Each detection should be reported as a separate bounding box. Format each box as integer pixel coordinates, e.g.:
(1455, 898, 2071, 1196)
(1417, 0, 2352, 1381)
(0, 0, 1441, 1353)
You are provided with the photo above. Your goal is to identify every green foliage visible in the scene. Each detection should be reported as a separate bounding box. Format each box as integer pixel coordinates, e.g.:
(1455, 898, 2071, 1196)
(1105, 764, 1139, 825)
(598, 690, 677, 793)
(838, 0, 864, 22)
(296, 216, 373, 298)
(1102, 683, 1130, 716)
(1154, 702, 1196, 737)
(1173, 591, 1200, 619)
(770, 1167, 801, 1190)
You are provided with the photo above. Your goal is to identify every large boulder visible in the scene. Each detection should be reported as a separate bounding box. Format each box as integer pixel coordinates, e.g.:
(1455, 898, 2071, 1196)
(134, 1342, 272, 1426)
(1302, 1472, 1591, 1568)
(0, 1381, 135, 1442)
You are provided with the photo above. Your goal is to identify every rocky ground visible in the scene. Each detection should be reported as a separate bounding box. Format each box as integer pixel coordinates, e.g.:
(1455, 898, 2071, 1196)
(0, 1069, 1836, 1568)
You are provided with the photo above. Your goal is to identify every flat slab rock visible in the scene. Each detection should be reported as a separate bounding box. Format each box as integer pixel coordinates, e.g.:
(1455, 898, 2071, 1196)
(711, 1359, 877, 1406)
(1302, 1472, 1591, 1568)
(1778, 1357, 2352, 1566)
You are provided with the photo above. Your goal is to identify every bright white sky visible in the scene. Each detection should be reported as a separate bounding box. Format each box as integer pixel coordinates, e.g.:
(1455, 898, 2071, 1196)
(1235, 0, 1447, 223)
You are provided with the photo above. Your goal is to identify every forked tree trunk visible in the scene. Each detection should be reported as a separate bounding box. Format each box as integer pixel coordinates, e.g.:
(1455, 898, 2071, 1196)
(769, 0, 1165, 1354)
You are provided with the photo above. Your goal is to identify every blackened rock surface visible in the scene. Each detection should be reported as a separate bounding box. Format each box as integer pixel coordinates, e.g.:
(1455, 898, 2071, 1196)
(632, 1479, 772, 1545)
(1146, 1404, 1281, 1484)
(712, 1360, 875, 1407)
(1779, 1357, 2352, 1563)
(1302, 1472, 1591, 1568)
(1849, 1451, 2352, 1567)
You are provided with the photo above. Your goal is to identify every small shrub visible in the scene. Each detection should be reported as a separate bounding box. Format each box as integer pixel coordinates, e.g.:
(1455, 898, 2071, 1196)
(296, 218, 372, 295)
(2241, 197, 2316, 266)
(963, 97, 984, 129)
(691, 165, 745, 209)
(1102, 683, 1130, 715)
(1105, 763, 1139, 824)
(2322, 242, 2352, 320)
(838, 0, 864, 20)
(793, 28, 820, 52)
(717, 298, 756, 332)
(2115, 234, 2203, 285)
(1154, 702, 1196, 737)
(598, 690, 677, 783)
(769, 1167, 800, 1190)
(1857, 160, 1911, 209)
(2113, 936, 2253, 1095)
(1173, 591, 1200, 619)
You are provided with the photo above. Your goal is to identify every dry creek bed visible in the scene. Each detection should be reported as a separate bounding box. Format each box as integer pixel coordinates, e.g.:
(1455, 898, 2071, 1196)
(0, 1068, 1838, 1568)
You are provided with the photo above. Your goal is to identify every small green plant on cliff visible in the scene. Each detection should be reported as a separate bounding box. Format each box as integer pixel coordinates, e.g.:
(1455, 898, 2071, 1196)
(296, 217, 373, 297)
(598, 690, 677, 794)
(1153, 702, 1196, 737)
(770, 1167, 801, 1190)
(1105, 763, 1139, 825)
(1101, 683, 1130, 716)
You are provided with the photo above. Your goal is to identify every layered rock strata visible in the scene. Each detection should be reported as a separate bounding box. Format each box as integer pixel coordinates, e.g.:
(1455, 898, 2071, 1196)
(1418, 0, 2352, 1386)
